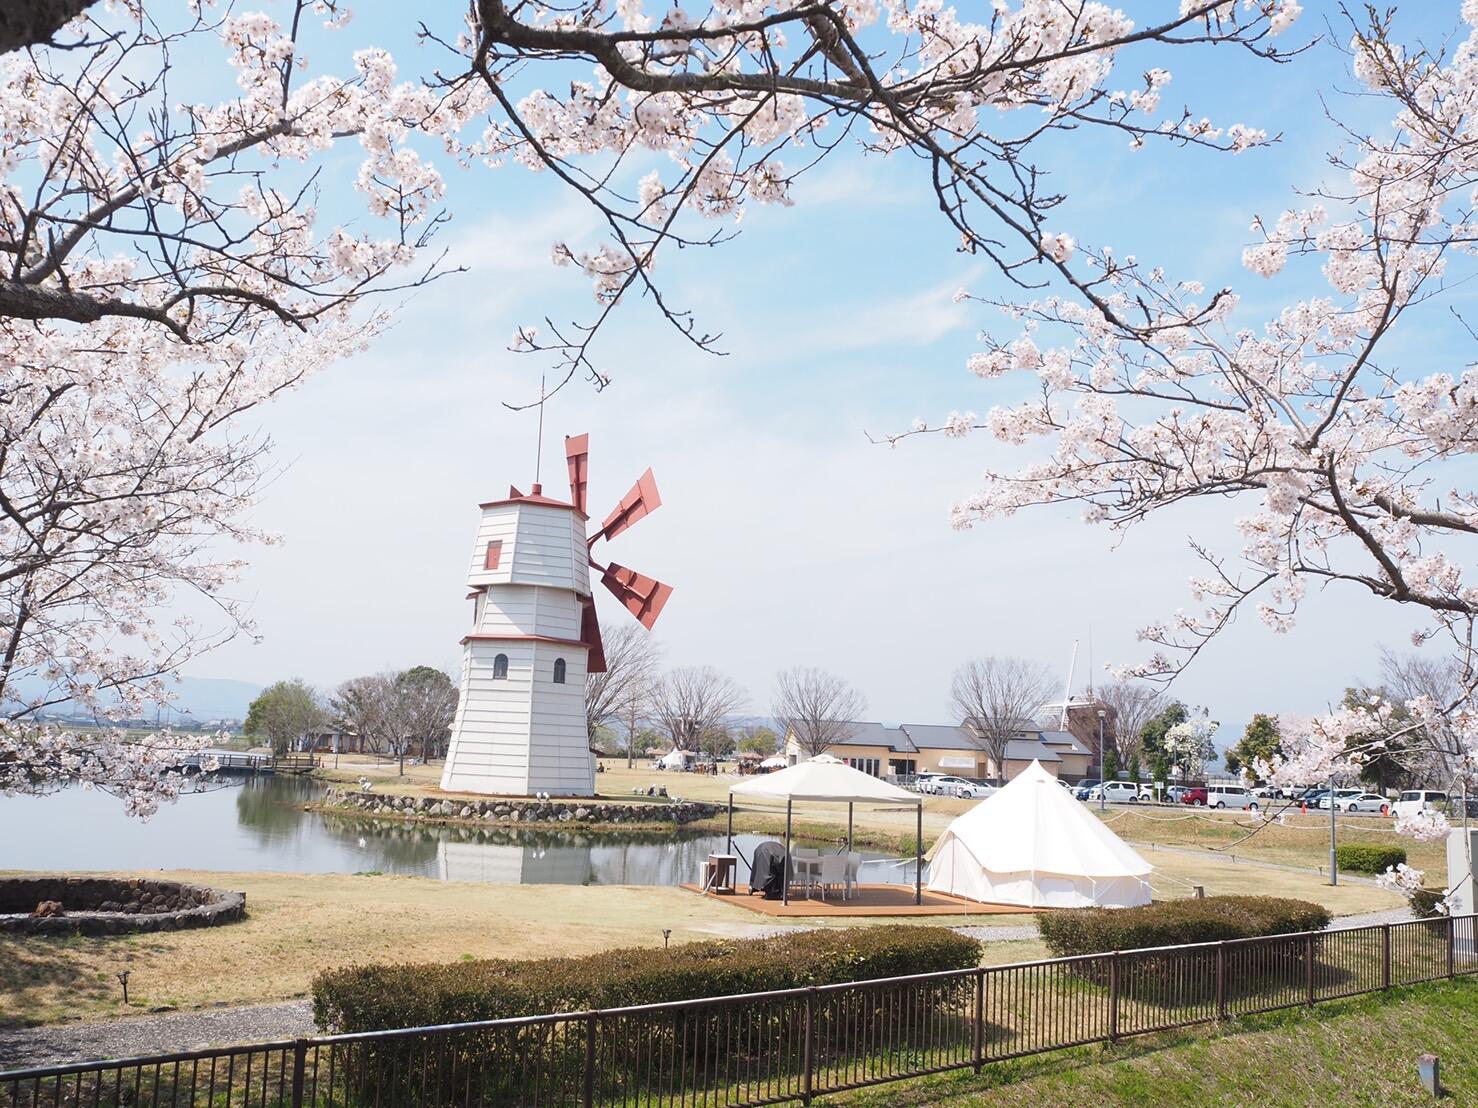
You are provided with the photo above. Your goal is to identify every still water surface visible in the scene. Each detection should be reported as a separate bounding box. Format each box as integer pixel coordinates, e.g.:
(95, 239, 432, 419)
(0, 777, 916, 887)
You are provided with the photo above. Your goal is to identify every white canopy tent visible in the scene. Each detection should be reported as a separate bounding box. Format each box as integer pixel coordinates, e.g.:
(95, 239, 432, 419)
(728, 758, 923, 905)
(927, 760, 1153, 909)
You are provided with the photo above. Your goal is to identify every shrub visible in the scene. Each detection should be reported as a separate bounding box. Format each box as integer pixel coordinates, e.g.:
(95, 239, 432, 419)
(1038, 896, 1332, 959)
(313, 927, 981, 1104)
(313, 925, 980, 1033)
(1335, 843, 1406, 874)
(1410, 888, 1446, 919)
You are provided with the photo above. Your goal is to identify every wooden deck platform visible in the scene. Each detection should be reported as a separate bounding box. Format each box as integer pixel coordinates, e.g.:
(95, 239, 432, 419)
(679, 883, 1033, 918)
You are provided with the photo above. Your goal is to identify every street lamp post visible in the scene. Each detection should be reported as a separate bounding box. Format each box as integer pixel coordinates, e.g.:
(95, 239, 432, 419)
(1097, 709, 1107, 812)
(1328, 775, 1339, 886)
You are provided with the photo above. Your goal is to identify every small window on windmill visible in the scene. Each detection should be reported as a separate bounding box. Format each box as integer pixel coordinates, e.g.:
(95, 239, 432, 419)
(484, 540, 503, 570)
(493, 653, 509, 679)
(553, 658, 567, 684)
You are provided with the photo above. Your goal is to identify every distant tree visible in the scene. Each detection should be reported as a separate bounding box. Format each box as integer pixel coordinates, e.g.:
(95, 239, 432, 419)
(1225, 714, 1283, 779)
(1339, 687, 1417, 793)
(737, 725, 780, 756)
(1151, 751, 1171, 785)
(697, 725, 736, 760)
(392, 667, 457, 770)
(244, 680, 325, 757)
(1095, 682, 1169, 764)
(950, 657, 1054, 780)
(1127, 753, 1142, 784)
(1140, 702, 1190, 761)
(1163, 717, 1219, 781)
(585, 626, 661, 762)
(773, 668, 866, 760)
(330, 675, 392, 757)
(649, 667, 748, 753)
(1103, 749, 1119, 782)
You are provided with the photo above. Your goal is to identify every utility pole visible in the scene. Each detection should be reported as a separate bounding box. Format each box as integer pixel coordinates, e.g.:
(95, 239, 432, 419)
(1098, 709, 1107, 812)
(1328, 775, 1339, 885)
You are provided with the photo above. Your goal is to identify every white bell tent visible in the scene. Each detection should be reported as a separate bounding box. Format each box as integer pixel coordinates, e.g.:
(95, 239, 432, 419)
(658, 748, 692, 770)
(927, 760, 1152, 909)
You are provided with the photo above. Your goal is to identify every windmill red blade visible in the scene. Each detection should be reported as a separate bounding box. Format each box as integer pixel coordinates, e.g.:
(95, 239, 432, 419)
(601, 562, 673, 630)
(592, 469, 661, 544)
(565, 434, 589, 515)
(579, 597, 607, 673)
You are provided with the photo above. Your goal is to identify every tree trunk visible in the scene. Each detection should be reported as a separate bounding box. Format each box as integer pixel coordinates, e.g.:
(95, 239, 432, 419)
(0, 0, 96, 55)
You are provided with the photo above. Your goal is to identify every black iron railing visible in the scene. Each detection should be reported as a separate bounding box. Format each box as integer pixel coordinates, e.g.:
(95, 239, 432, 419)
(4, 914, 1475, 1106)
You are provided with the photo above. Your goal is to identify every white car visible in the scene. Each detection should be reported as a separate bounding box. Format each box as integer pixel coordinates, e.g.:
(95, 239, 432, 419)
(1086, 781, 1141, 804)
(919, 775, 993, 798)
(1336, 792, 1391, 814)
(1317, 788, 1364, 811)
(1206, 784, 1259, 810)
(1391, 790, 1448, 819)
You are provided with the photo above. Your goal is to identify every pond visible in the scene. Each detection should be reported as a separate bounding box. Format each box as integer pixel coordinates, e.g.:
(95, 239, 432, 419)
(0, 777, 920, 888)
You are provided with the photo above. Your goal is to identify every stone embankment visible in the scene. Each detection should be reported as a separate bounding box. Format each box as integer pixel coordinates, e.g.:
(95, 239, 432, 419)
(0, 877, 246, 936)
(320, 786, 722, 828)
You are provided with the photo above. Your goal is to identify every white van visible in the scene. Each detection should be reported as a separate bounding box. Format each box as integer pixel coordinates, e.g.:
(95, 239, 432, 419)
(1206, 783, 1259, 810)
(1391, 790, 1448, 819)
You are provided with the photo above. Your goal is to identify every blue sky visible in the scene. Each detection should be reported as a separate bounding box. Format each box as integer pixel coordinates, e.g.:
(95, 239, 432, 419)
(168, 3, 1471, 751)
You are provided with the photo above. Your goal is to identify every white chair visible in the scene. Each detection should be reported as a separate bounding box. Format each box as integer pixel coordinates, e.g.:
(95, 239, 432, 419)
(843, 853, 863, 900)
(817, 856, 848, 901)
(789, 853, 821, 898)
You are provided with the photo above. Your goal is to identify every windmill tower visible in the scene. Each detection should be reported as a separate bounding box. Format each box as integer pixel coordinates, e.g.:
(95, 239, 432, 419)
(440, 434, 672, 797)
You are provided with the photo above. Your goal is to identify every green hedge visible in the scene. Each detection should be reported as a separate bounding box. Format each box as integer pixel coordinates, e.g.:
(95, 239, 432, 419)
(314, 925, 980, 1032)
(1039, 896, 1332, 959)
(1335, 843, 1406, 874)
(313, 927, 980, 1105)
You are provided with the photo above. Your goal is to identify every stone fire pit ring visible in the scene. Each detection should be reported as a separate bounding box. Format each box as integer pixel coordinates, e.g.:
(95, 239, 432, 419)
(0, 876, 246, 936)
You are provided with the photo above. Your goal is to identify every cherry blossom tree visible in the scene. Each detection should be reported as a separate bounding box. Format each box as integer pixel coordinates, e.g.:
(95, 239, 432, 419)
(1, 1, 466, 810)
(899, 6, 1478, 825)
(2, 0, 1304, 813)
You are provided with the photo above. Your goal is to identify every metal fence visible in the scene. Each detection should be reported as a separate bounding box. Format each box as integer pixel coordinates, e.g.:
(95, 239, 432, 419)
(5, 914, 1476, 1107)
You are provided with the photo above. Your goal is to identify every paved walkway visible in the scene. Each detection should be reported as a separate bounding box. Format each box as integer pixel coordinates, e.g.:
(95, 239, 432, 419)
(0, 1001, 314, 1072)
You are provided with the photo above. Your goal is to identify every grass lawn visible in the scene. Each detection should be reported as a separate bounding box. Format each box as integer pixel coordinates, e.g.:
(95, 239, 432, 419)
(0, 847, 1399, 1029)
(831, 978, 1478, 1106)
(0, 871, 1040, 1027)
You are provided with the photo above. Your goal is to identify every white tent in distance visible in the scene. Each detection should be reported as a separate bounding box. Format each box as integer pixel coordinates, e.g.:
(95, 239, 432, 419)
(927, 760, 1152, 909)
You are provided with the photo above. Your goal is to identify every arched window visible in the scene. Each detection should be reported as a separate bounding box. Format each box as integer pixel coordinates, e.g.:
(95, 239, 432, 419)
(492, 653, 509, 680)
(553, 657, 567, 684)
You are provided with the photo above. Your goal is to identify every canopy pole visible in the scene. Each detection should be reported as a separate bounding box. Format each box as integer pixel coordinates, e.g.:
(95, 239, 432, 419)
(784, 797, 793, 906)
(915, 802, 923, 905)
(847, 802, 853, 854)
(726, 794, 733, 858)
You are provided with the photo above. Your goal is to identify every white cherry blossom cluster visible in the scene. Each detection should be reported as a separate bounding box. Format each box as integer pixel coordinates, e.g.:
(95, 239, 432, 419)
(908, 6, 1478, 830)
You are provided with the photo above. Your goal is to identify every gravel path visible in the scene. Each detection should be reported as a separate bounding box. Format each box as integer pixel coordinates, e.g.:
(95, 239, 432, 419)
(0, 1001, 314, 1072)
(953, 923, 1039, 943)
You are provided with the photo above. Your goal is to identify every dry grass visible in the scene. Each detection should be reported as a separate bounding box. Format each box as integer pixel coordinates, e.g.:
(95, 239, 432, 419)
(0, 871, 1037, 1027)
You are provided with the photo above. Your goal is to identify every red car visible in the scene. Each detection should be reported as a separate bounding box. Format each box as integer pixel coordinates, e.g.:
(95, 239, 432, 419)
(1180, 787, 1208, 807)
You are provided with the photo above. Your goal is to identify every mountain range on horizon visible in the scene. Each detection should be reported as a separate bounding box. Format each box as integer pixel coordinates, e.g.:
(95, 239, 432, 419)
(6, 674, 266, 723)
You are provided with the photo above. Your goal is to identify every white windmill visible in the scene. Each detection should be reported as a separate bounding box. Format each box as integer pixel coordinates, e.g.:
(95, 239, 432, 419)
(439, 434, 673, 797)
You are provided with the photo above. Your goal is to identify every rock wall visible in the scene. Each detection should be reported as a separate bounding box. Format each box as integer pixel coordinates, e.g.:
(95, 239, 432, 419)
(321, 787, 722, 827)
(0, 877, 246, 936)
